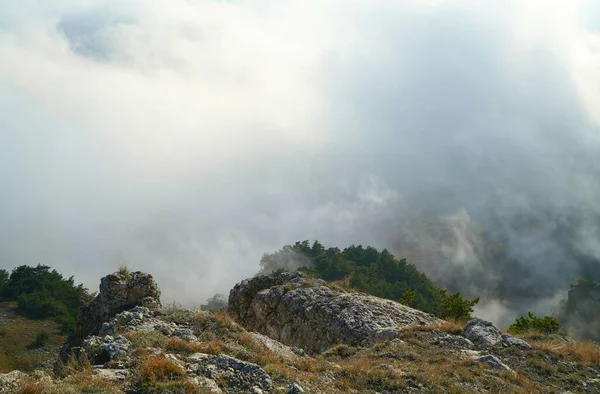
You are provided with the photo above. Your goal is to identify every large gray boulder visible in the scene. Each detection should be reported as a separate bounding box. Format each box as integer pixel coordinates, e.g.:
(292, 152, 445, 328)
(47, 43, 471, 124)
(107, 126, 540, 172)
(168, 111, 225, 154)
(60, 270, 161, 364)
(463, 318, 530, 349)
(229, 271, 441, 353)
(79, 271, 162, 338)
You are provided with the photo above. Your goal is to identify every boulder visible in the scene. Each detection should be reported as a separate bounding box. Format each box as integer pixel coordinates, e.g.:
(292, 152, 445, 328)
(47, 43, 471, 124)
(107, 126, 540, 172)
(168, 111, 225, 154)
(60, 271, 161, 363)
(79, 271, 162, 338)
(463, 318, 531, 349)
(229, 271, 442, 353)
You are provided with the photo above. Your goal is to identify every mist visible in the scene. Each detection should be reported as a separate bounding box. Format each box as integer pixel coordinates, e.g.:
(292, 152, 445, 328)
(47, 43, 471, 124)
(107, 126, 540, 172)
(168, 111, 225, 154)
(1, 0, 599, 326)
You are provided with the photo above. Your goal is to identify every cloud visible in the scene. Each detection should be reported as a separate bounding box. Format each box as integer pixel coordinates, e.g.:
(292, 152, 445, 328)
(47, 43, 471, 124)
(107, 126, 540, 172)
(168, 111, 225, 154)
(1, 0, 599, 323)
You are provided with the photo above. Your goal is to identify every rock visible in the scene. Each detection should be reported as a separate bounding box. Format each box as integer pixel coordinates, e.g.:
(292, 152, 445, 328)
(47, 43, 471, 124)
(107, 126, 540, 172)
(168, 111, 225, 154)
(92, 367, 128, 381)
(0, 370, 26, 393)
(173, 328, 198, 341)
(186, 353, 273, 393)
(229, 271, 441, 353)
(476, 354, 513, 371)
(82, 335, 131, 365)
(463, 318, 503, 347)
(501, 334, 531, 349)
(250, 332, 298, 359)
(463, 318, 531, 350)
(289, 382, 305, 393)
(79, 271, 162, 338)
(60, 271, 161, 362)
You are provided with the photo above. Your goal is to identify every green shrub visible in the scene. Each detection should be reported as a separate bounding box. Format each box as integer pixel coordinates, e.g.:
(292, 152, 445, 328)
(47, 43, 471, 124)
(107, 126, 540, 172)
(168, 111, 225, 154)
(35, 331, 50, 347)
(439, 290, 479, 322)
(508, 312, 561, 335)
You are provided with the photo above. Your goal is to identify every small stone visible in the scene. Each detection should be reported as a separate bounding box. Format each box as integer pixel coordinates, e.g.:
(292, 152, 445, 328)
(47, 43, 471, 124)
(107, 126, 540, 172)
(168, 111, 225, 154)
(289, 382, 305, 393)
(476, 354, 513, 371)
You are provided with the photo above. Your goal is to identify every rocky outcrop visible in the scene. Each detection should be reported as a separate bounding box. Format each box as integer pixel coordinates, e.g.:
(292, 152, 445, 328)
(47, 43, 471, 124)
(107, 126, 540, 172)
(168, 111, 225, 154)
(79, 271, 162, 338)
(229, 271, 442, 353)
(60, 271, 161, 362)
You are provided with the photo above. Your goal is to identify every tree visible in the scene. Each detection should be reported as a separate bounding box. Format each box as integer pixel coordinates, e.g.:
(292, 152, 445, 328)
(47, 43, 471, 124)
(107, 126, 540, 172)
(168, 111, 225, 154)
(203, 293, 228, 312)
(439, 290, 479, 322)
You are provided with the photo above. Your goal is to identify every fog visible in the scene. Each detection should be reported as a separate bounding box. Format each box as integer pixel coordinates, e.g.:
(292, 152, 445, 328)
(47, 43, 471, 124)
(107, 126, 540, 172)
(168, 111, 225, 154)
(1, 0, 599, 325)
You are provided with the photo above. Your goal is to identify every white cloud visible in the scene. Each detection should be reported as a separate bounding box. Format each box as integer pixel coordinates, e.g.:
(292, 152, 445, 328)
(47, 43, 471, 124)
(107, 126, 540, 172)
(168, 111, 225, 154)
(1, 0, 599, 320)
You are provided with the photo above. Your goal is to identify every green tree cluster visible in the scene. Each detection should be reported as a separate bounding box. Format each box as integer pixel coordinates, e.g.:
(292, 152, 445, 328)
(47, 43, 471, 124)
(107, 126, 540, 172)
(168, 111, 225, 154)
(0, 264, 92, 332)
(260, 240, 478, 320)
(508, 312, 561, 335)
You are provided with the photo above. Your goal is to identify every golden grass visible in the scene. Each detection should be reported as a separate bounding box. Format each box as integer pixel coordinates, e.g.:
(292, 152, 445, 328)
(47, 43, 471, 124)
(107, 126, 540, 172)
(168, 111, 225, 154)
(135, 354, 200, 394)
(138, 354, 186, 382)
(532, 339, 600, 364)
(165, 337, 204, 354)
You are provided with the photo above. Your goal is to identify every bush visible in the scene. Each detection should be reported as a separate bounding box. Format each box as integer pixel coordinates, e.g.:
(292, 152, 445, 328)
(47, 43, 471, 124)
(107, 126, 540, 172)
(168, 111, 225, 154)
(439, 290, 479, 322)
(508, 312, 561, 335)
(34, 331, 50, 347)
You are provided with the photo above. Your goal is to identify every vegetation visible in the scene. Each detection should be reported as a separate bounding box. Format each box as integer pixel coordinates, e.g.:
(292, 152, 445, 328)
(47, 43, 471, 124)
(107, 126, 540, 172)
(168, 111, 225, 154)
(439, 290, 480, 322)
(260, 240, 479, 319)
(0, 264, 92, 333)
(201, 293, 228, 312)
(34, 331, 50, 347)
(508, 312, 561, 335)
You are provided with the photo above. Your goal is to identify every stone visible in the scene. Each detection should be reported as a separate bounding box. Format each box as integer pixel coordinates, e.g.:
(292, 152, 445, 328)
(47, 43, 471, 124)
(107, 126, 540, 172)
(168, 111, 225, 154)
(0, 371, 26, 393)
(92, 368, 128, 381)
(501, 334, 531, 349)
(250, 332, 298, 360)
(463, 318, 503, 347)
(60, 271, 161, 362)
(476, 354, 513, 371)
(229, 271, 442, 353)
(289, 382, 305, 393)
(462, 318, 531, 350)
(79, 271, 162, 338)
(185, 353, 273, 392)
(82, 335, 131, 365)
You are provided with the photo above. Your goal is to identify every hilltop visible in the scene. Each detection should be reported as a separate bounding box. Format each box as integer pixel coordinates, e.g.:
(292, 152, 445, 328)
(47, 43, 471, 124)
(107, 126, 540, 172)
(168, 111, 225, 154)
(0, 269, 599, 393)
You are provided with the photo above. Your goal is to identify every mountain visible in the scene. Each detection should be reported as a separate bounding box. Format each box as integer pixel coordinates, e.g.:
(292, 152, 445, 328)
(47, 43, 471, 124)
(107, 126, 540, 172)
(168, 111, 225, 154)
(1, 269, 599, 393)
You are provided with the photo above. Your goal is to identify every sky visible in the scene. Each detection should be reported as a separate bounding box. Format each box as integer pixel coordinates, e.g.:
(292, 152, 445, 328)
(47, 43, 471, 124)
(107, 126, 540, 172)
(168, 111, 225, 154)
(1, 0, 599, 325)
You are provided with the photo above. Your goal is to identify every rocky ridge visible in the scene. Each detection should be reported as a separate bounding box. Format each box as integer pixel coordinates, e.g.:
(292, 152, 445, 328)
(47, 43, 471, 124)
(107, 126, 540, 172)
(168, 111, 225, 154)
(1, 270, 599, 393)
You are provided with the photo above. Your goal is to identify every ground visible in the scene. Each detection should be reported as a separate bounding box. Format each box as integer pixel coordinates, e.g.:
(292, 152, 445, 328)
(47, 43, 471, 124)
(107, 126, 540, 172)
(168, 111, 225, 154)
(0, 301, 65, 373)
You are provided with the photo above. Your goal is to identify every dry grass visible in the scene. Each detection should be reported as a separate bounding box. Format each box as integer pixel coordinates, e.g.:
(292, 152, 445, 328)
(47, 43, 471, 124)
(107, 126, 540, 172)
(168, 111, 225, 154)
(135, 353, 201, 394)
(17, 382, 46, 394)
(334, 354, 407, 392)
(0, 301, 66, 373)
(139, 354, 185, 381)
(125, 330, 167, 349)
(194, 311, 242, 341)
(531, 339, 600, 364)
(165, 337, 203, 354)
(117, 263, 131, 278)
(407, 320, 464, 335)
(16, 369, 122, 394)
